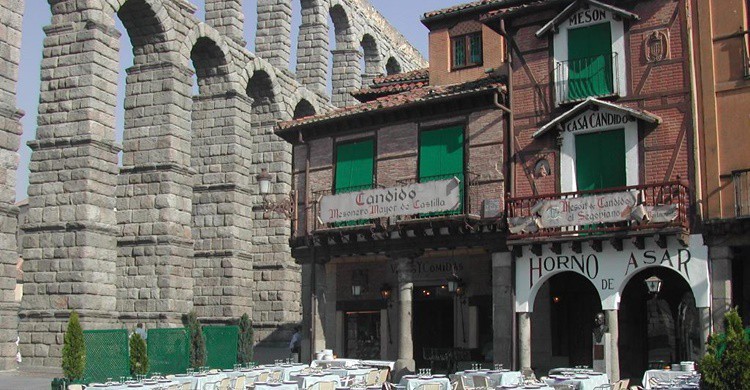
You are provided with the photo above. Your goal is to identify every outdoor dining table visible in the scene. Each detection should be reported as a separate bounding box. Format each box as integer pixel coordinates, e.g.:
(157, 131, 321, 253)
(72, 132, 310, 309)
(398, 374, 451, 390)
(642, 370, 700, 389)
(269, 363, 309, 381)
(292, 373, 343, 389)
(254, 382, 300, 390)
(325, 367, 376, 384)
(455, 369, 524, 387)
(542, 371, 609, 390)
(172, 372, 226, 390)
(86, 380, 181, 390)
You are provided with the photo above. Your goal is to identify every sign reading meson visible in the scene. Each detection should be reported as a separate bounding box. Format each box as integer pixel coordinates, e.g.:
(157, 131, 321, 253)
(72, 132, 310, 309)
(319, 178, 461, 223)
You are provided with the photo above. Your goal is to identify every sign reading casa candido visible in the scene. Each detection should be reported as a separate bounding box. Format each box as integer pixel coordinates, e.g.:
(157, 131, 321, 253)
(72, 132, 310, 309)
(319, 178, 461, 223)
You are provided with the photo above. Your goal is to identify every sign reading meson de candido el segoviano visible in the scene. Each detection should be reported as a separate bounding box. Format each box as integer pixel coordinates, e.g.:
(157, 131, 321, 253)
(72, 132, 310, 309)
(319, 177, 461, 224)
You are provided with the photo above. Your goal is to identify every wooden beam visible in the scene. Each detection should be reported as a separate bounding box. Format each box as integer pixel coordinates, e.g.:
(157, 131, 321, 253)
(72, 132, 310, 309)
(590, 239, 603, 253)
(632, 236, 645, 250)
(531, 243, 542, 256)
(572, 241, 582, 254)
(609, 237, 623, 251)
(551, 242, 562, 254)
(654, 233, 667, 248)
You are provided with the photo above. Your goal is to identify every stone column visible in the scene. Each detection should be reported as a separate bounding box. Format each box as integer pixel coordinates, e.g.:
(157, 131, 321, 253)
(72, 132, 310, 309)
(312, 262, 327, 354)
(518, 312, 532, 371)
(709, 246, 733, 332)
(492, 252, 513, 367)
(255, 0, 293, 69)
(205, 0, 246, 46)
(116, 60, 195, 328)
(331, 48, 362, 108)
(296, 6, 329, 94)
(606, 309, 620, 382)
(191, 91, 255, 322)
(0, 0, 24, 369)
(698, 307, 711, 356)
(301, 259, 327, 362)
(20, 16, 121, 368)
(390, 251, 421, 379)
(324, 262, 337, 349)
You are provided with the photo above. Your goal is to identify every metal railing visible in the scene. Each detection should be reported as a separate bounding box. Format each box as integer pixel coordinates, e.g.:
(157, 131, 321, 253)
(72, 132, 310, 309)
(733, 168, 750, 218)
(555, 52, 620, 104)
(505, 181, 689, 240)
(310, 172, 484, 232)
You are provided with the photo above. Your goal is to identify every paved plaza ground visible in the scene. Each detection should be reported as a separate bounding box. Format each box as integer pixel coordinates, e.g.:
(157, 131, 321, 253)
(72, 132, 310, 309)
(0, 370, 56, 390)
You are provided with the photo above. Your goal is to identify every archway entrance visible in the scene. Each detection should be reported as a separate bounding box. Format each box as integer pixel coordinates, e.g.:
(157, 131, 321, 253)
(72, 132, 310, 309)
(531, 272, 601, 375)
(619, 267, 697, 381)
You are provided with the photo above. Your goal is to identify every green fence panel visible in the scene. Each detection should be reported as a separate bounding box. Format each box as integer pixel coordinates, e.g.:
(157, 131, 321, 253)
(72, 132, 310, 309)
(147, 328, 190, 375)
(83, 329, 130, 384)
(203, 326, 239, 369)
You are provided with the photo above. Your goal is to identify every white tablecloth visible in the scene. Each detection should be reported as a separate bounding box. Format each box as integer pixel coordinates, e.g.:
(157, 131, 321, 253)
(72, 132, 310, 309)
(293, 373, 342, 389)
(311, 359, 361, 368)
(642, 370, 700, 389)
(399, 376, 451, 390)
(173, 373, 226, 390)
(455, 370, 523, 387)
(325, 367, 376, 384)
(88, 380, 180, 390)
(269, 364, 308, 381)
(255, 383, 299, 390)
(543, 373, 609, 390)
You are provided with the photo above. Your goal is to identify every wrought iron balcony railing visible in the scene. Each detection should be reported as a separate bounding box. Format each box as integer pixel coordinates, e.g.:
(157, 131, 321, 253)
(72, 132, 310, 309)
(732, 168, 750, 218)
(505, 181, 689, 241)
(555, 52, 620, 104)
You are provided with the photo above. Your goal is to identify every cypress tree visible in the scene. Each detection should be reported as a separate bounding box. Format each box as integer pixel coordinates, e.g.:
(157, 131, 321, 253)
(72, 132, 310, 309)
(237, 313, 254, 364)
(186, 311, 206, 368)
(61, 311, 86, 381)
(129, 333, 149, 375)
(701, 308, 750, 389)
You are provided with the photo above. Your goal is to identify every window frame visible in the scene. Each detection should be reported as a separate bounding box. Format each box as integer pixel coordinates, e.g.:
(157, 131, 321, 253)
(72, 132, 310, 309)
(332, 138, 376, 195)
(451, 32, 483, 70)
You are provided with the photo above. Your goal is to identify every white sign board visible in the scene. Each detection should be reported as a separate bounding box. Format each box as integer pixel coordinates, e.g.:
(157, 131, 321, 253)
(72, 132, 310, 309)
(537, 191, 637, 228)
(514, 234, 710, 312)
(319, 178, 461, 223)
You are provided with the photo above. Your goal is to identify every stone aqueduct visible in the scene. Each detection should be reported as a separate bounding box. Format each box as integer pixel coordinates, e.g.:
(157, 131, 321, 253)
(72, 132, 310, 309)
(0, 0, 425, 369)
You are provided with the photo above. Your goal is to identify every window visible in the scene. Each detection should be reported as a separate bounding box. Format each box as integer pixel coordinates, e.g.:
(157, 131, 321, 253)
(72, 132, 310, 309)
(334, 140, 374, 226)
(452, 33, 482, 69)
(419, 126, 464, 214)
(566, 22, 614, 101)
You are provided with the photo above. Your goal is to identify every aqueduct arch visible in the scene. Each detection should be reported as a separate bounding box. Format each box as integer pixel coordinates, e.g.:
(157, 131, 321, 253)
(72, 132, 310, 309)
(0, 0, 425, 368)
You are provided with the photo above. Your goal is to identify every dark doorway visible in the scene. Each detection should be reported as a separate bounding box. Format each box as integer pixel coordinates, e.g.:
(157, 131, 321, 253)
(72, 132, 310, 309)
(532, 272, 601, 374)
(619, 267, 694, 383)
(344, 311, 381, 359)
(413, 285, 454, 370)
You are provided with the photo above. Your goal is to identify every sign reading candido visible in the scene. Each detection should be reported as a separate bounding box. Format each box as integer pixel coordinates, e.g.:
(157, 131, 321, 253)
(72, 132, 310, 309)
(319, 178, 461, 223)
(535, 190, 637, 228)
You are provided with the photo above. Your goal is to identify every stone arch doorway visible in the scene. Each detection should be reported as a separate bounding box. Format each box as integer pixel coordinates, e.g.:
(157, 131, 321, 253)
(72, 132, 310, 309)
(618, 267, 697, 381)
(531, 271, 601, 375)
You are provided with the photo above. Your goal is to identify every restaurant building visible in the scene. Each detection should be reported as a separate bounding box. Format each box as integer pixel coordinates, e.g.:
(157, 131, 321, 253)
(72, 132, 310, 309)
(275, 5, 512, 377)
(689, 0, 750, 331)
(475, 0, 708, 382)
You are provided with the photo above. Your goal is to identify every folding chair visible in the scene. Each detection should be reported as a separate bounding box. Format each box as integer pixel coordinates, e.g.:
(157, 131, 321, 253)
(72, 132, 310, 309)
(270, 371, 282, 382)
(217, 377, 232, 390)
(376, 369, 389, 385)
(67, 386, 84, 390)
(365, 370, 379, 386)
(257, 372, 269, 382)
(181, 382, 192, 390)
(614, 379, 630, 390)
(455, 376, 474, 390)
(472, 376, 489, 390)
(234, 375, 246, 390)
(550, 385, 575, 390)
(414, 384, 440, 390)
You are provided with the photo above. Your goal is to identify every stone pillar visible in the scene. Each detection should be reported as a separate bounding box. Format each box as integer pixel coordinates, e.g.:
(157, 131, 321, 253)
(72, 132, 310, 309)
(205, 0, 246, 46)
(116, 60, 195, 328)
(331, 48, 362, 107)
(255, 0, 293, 69)
(391, 251, 421, 379)
(191, 91, 255, 322)
(0, 0, 24, 369)
(361, 73, 380, 88)
(492, 252, 513, 367)
(296, 6, 329, 93)
(312, 262, 327, 354)
(710, 246, 733, 332)
(324, 262, 337, 349)
(518, 312, 532, 371)
(698, 307, 711, 356)
(606, 310, 620, 382)
(20, 16, 121, 367)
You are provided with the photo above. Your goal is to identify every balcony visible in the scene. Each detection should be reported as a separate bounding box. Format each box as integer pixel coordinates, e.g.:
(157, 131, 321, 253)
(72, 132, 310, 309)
(309, 172, 493, 234)
(505, 181, 689, 242)
(555, 52, 620, 104)
(733, 168, 750, 218)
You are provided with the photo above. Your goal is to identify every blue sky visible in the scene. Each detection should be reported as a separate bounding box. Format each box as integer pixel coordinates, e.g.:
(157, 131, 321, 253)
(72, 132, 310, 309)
(16, 0, 464, 200)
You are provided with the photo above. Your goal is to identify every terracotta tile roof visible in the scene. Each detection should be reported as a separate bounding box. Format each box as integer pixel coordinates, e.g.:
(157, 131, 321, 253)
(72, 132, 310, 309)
(422, 0, 510, 21)
(480, 0, 556, 20)
(352, 68, 430, 102)
(277, 76, 506, 132)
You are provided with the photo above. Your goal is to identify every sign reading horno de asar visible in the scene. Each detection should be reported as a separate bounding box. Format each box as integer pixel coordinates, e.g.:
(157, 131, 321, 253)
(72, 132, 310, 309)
(319, 178, 460, 223)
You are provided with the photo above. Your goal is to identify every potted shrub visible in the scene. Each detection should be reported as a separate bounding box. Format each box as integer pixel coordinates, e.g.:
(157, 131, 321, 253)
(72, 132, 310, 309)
(700, 308, 750, 389)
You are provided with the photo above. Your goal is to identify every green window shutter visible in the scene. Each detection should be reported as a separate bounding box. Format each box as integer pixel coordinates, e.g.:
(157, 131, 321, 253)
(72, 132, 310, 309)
(469, 34, 482, 64)
(567, 22, 614, 100)
(419, 127, 464, 214)
(453, 38, 466, 67)
(574, 129, 626, 191)
(335, 139, 374, 194)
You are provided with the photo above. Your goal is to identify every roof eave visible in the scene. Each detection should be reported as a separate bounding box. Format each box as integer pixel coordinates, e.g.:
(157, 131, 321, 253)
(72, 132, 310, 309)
(532, 98, 662, 138)
(421, 1, 522, 27)
(276, 86, 505, 137)
(536, 0, 640, 37)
